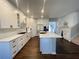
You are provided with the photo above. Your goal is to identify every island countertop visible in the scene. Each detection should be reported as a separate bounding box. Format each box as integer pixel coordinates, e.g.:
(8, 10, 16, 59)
(40, 32, 62, 54)
(40, 32, 62, 38)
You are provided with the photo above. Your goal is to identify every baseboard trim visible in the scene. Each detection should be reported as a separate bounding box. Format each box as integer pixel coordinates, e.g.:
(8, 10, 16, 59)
(41, 52, 56, 54)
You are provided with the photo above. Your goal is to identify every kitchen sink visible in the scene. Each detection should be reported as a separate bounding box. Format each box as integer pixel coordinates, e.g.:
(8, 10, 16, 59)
(40, 32, 47, 34)
(18, 32, 26, 34)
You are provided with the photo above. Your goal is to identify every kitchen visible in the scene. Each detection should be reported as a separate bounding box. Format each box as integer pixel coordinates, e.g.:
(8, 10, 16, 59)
(0, 0, 79, 59)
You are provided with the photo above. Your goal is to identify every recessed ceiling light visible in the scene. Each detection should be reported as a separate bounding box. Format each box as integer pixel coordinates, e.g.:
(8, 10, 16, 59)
(24, 16, 26, 18)
(41, 9, 44, 13)
(27, 9, 30, 13)
(41, 15, 44, 18)
(14, 10, 19, 13)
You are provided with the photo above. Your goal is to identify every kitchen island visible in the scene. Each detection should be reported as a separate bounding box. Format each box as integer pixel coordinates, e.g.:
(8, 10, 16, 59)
(40, 32, 62, 54)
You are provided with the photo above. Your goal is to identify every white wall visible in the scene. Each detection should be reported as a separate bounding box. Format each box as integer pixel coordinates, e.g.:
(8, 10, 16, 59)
(57, 11, 79, 41)
(58, 12, 79, 28)
(63, 12, 79, 28)
(71, 23, 79, 39)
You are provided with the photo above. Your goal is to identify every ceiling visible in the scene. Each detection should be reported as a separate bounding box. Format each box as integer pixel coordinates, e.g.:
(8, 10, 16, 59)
(8, 0, 79, 18)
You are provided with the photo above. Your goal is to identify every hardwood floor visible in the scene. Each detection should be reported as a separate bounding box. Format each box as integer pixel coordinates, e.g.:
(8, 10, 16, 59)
(14, 37, 79, 59)
(56, 38, 79, 54)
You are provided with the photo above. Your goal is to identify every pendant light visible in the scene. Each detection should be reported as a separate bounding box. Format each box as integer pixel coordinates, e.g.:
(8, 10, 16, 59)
(41, 0, 46, 18)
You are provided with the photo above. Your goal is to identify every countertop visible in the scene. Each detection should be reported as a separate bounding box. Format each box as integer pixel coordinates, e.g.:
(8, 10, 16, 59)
(40, 32, 62, 38)
(0, 34, 24, 42)
(0, 31, 31, 42)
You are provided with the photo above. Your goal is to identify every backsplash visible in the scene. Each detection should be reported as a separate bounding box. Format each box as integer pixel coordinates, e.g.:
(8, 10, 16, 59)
(0, 28, 19, 33)
(0, 28, 26, 34)
(0, 28, 27, 38)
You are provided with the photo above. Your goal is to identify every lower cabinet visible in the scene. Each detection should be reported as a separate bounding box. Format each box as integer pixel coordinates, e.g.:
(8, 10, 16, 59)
(0, 33, 30, 59)
(40, 38, 56, 54)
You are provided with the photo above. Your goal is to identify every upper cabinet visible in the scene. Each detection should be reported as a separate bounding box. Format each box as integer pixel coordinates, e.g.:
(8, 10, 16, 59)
(0, 0, 17, 28)
(0, 0, 26, 28)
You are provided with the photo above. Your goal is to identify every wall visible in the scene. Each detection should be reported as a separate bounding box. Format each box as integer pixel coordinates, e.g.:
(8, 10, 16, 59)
(57, 11, 79, 41)
(62, 12, 79, 28)
(58, 12, 79, 28)
(71, 23, 79, 39)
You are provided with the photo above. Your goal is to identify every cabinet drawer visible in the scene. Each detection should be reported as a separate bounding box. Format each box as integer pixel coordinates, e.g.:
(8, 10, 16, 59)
(12, 44, 17, 48)
(10, 41, 17, 49)
(12, 49, 17, 57)
(12, 45, 17, 57)
(19, 37, 23, 41)
(10, 39, 17, 45)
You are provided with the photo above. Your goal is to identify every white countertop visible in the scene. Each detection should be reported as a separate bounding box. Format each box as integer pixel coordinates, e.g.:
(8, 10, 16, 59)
(0, 34, 24, 42)
(40, 32, 62, 38)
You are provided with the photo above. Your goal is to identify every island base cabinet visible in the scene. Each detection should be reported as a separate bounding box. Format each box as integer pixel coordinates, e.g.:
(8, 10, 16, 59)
(40, 38, 56, 54)
(0, 42, 12, 59)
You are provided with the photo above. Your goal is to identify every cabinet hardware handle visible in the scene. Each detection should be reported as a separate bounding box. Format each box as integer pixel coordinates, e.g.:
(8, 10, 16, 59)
(22, 44, 23, 46)
(13, 45, 16, 48)
(13, 51, 16, 54)
(12, 40, 15, 43)
(21, 38, 23, 40)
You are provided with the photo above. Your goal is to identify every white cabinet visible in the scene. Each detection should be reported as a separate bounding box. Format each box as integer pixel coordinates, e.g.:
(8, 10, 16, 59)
(17, 36, 23, 52)
(62, 28, 71, 41)
(0, 33, 31, 59)
(10, 39, 18, 57)
(40, 38, 56, 54)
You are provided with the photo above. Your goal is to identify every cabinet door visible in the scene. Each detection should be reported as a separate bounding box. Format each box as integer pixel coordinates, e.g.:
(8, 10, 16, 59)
(12, 46, 17, 57)
(10, 39, 18, 57)
(17, 37, 23, 52)
(40, 38, 56, 54)
(0, 42, 12, 59)
(17, 35, 25, 52)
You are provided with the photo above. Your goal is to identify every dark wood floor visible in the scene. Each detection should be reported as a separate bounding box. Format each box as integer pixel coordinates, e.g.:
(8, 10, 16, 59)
(56, 38, 79, 54)
(14, 37, 79, 59)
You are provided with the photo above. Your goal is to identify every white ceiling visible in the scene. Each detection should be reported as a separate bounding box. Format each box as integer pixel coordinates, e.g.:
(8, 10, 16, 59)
(8, 0, 79, 18)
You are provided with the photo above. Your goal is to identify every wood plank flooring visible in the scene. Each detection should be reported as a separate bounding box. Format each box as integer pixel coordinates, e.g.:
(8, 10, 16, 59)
(14, 36, 79, 59)
(56, 38, 79, 54)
